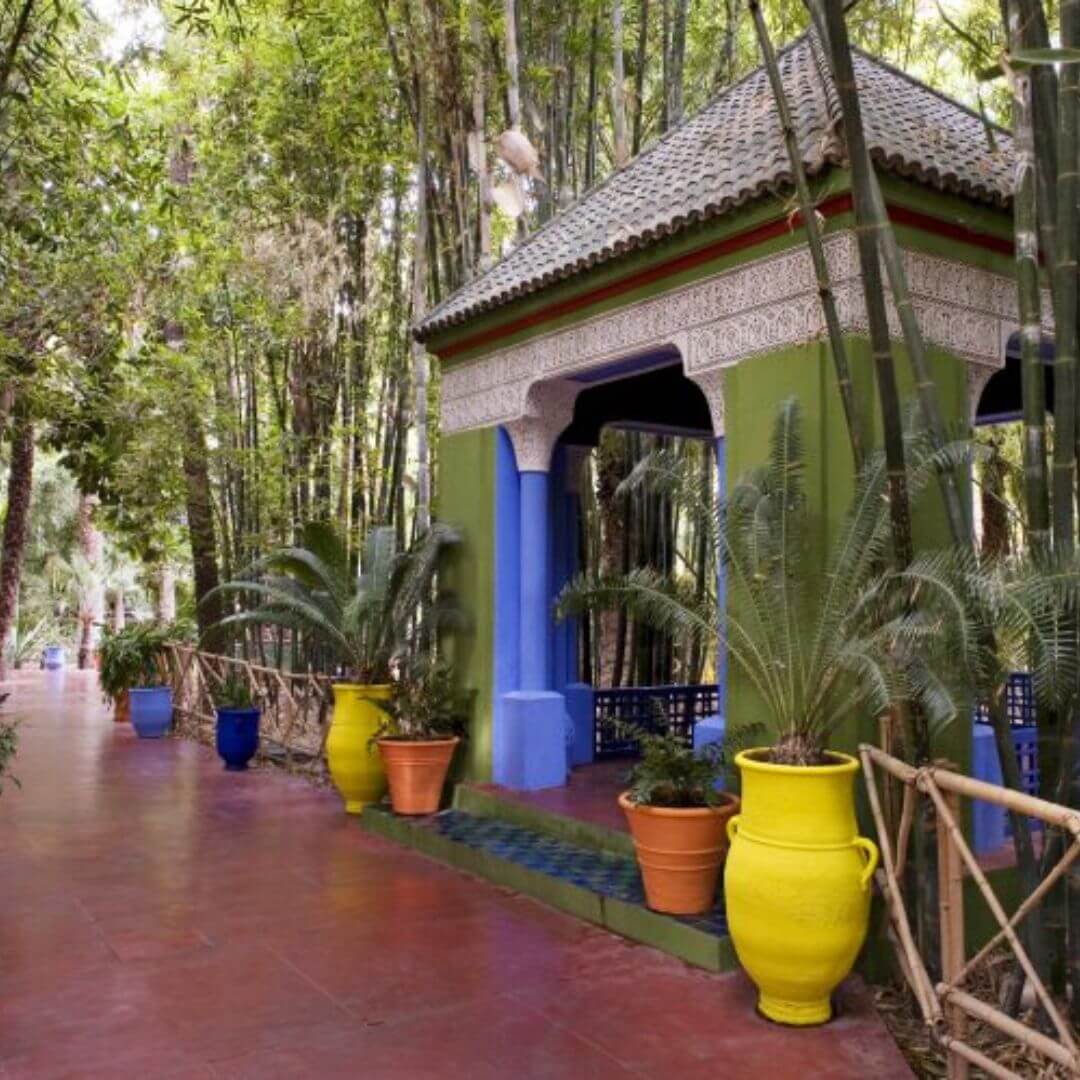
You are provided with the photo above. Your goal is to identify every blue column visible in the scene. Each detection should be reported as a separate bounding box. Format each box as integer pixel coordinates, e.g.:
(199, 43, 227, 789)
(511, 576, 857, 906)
(492, 428, 521, 784)
(494, 436, 570, 791)
(715, 436, 727, 719)
(519, 470, 551, 691)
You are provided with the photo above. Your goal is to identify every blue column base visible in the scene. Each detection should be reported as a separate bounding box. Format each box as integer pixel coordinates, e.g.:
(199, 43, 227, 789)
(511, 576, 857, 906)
(693, 714, 726, 792)
(972, 724, 1005, 855)
(564, 683, 595, 767)
(495, 691, 569, 790)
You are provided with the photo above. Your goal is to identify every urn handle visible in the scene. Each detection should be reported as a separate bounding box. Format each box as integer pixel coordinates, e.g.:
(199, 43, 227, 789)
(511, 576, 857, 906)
(726, 814, 741, 844)
(854, 837, 880, 891)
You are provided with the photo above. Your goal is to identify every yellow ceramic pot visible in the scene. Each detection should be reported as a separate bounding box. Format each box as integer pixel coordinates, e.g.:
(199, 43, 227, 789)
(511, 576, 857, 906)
(326, 683, 391, 814)
(724, 748, 879, 1027)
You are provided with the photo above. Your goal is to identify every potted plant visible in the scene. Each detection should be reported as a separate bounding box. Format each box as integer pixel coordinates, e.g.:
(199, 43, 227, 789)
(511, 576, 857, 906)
(213, 673, 260, 771)
(99, 624, 173, 738)
(616, 730, 738, 915)
(374, 658, 468, 815)
(559, 400, 963, 1025)
(210, 520, 462, 814)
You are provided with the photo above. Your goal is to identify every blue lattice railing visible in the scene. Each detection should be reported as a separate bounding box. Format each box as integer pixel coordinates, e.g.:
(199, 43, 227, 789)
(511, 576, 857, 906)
(592, 684, 719, 759)
(973, 672, 1041, 853)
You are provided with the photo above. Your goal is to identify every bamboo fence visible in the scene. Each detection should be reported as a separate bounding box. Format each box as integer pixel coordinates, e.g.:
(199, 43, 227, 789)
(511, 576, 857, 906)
(860, 743, 1080, 1078)
(160, 644, 333, 774)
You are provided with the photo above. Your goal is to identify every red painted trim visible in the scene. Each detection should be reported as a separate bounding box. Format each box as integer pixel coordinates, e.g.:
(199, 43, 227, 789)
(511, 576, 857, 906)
(437, 194, 1011, 361)
(885, 202, 1014, 257)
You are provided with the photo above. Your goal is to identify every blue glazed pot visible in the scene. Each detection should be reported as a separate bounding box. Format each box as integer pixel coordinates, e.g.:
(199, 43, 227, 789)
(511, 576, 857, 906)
(215, 707, 260, 771)
(43, 645, 65, 670)
(129, 686, 173, 739)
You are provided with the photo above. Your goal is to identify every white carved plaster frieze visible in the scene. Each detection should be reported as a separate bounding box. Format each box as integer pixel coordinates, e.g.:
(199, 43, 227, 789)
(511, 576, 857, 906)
(503, 379, 583, 473)
(439, 230, 1044, 437)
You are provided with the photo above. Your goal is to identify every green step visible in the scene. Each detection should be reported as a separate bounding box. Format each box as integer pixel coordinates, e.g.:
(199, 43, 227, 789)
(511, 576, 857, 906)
(452, 782, 636, 859)
(361, 804, 736, 974)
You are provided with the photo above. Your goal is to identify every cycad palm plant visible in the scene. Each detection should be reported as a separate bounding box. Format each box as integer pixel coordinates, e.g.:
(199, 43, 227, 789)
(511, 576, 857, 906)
(207, 521, 463, 683)
(558, 399, 963, 766)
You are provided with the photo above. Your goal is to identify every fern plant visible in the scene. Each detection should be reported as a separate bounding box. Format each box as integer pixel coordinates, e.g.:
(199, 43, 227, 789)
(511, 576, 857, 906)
(626, 730, 726, 807)
(558, 399, 965, 766)
(208, 522, 464, 685)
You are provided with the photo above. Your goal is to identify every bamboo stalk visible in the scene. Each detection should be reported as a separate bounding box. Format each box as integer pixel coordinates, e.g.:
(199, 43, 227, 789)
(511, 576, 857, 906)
(810, 2, 913, 573)
(1053, 0, 1080, 556)
(1010, 61, 1051, 552)
(936, 787, 968, 1080)
(863, 168, 970, 545)
(1011, 0, 1059, 277)
(748, 0, 865, 471)
(921, 773, 1077, 1050)
(938, 985, 1080, 1071)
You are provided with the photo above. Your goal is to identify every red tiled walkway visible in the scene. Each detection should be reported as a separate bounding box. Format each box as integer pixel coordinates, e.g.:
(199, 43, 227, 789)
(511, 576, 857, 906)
(0, 671, 912, 1078)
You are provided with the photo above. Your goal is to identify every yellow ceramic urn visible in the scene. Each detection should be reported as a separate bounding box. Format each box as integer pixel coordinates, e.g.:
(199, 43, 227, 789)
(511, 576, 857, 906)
(724, 749, 879, 1026)
(326, 684, 391, 814)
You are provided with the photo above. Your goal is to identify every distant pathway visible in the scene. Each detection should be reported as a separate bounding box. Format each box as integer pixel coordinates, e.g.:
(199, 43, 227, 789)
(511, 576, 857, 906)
(0, 671, 912, 1078)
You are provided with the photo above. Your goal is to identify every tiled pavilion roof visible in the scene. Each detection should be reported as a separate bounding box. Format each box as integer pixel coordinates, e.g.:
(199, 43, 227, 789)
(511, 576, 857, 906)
(415, 32, 1012, 343)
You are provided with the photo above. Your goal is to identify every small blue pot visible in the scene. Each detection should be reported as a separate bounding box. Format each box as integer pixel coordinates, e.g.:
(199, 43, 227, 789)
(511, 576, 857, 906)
(215, 707, 260, 771)
(129, 686, 173, 739)
(43, 645, 65, 670)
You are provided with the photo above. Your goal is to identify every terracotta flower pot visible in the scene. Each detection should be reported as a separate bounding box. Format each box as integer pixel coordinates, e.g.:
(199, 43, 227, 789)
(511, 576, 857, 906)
(114, 690, 130, 724)
(377, 737, 460, 815)
(619, 790, 740, 916)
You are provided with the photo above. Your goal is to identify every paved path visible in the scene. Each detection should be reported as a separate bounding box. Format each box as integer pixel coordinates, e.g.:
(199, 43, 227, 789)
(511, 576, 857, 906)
(0, 671, 912, 1079)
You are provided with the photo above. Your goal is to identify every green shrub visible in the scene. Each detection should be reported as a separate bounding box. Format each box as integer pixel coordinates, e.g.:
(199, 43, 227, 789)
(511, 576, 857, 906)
(0, 716, 18, 796)
(98, 624, 170, 704)
(212, 673, 255, 710)
(375, 657, 471, 742)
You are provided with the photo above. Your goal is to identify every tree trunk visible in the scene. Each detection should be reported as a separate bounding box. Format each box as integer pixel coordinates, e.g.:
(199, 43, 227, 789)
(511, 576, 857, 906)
(585, 12, 600, 187)
(76, 493, 104, 669)
(667, 0, 688, 127)
(0, 405, 34, 681)
(413, 88, 432, 536)
(612, 0, 630, 167)
(157, 564, 176, 624)
(471, 0, 493, 270)
(631, 0, 649, 154)
(182, 412, 221, 638)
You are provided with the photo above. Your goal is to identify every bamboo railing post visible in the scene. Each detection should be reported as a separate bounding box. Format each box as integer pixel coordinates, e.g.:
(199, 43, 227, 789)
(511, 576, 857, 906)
(859, 749, 940, 1021)
(936, 785, 968, 1080)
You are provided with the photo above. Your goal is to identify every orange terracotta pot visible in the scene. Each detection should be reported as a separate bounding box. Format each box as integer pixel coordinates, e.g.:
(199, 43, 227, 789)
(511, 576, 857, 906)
(114, 690, 130, 724)
(377, 737, 460, 815)
(619, 790, 740, 915)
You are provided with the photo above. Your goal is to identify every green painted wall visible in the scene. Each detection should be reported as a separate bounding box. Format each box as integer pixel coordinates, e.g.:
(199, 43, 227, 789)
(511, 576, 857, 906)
(437, 427, 497, 781)
(722, 333, 971, 774)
